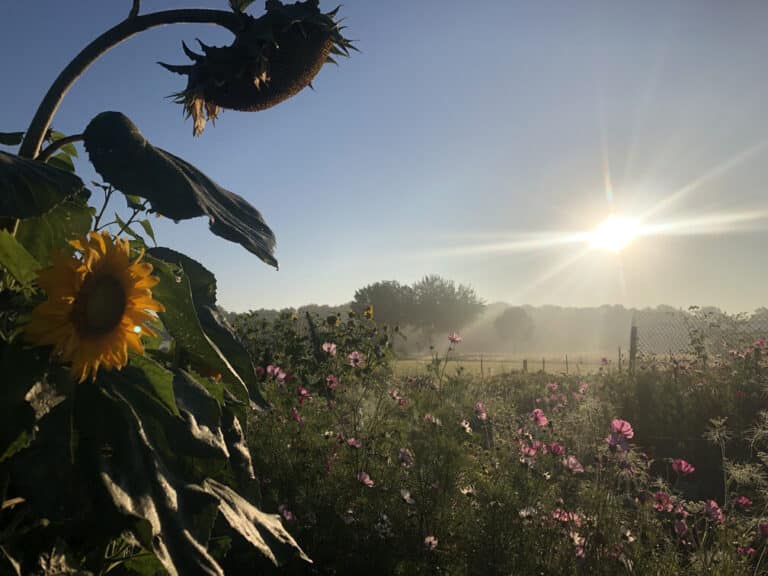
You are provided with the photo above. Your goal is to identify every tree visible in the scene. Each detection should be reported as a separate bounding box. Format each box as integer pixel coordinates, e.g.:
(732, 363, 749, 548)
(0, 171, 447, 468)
(410, 274, 484, 334)
(353, 280, 414, 326)
(494, 307, 534, 351)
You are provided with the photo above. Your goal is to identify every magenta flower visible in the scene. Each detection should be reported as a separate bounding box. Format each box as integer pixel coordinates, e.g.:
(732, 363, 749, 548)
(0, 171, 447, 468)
(520, 440, 542, 458)
(674, 519, 688, 537)
(474, 401, 488, 421)
(733, 495, 752, 509)
(297, 386, 310, 405)
(321, 341, 337, 356)
(653, 492, 673, 513)
(531, 408, 549, 427)
(357, 471, 375, 487)
(347, 351, 365, 367)
(277, 504, 295, 522)
(611, 419, 634, 439)
(347, 437, 362, 449)
(448, 332, 462, 344)
(755, 338, 766, 348)
(424, 535, 438, 551)
(578, 382, 589, 395)
(672, 459, 695, 476)
(705, 500, 725, 524)
(255, 366, 265, 377)
(549, 442, 566, 456)
(266, 364, 278, 376)
(564, 455, 584, 474)
(326, 374, 339, 390)
(759, 523, 768, 538)
(546, 382, 559, 392)
(291, 407, 303, 424)
(737, 546, 756, 557)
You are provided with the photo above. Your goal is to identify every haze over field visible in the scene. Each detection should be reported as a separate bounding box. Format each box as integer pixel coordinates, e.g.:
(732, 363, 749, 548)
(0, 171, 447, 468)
(2, 1, 767, 312)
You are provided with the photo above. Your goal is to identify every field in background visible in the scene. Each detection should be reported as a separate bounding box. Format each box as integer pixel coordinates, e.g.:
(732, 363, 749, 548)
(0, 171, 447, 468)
(393, 353, 619, 377)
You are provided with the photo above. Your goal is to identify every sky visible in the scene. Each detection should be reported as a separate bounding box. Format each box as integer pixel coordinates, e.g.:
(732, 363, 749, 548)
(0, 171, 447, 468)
(2, 0, 768, 313)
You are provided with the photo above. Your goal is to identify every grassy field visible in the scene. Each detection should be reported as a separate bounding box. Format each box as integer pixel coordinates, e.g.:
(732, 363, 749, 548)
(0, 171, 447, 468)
(392, 353, 617, 377)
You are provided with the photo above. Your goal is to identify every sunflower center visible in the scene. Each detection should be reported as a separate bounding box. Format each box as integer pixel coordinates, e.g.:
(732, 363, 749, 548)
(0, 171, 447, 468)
(72, 274, 127, 337)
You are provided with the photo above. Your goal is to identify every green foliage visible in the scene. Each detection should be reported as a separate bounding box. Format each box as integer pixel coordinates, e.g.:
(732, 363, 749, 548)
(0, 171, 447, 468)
(494, 306, 534, 348)
(0, 231, 40, 286)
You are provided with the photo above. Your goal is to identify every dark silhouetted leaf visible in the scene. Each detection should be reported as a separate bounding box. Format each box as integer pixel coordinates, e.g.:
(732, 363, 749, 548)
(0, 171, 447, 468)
(15, 197, 94, 265)
(0, 230, 40, 285)
(0, 151, 86, 219)
(139, 219, 156, 245)
(83, 112, 277, 268)
(228, 0, 257, 12)
(0, 132, 24, 146)
(47, 153, 75, 173)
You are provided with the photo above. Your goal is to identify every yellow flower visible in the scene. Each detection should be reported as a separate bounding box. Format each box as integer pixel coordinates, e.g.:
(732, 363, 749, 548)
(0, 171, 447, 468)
(24, 230, 165, 383)
(364, 305, 374, 320)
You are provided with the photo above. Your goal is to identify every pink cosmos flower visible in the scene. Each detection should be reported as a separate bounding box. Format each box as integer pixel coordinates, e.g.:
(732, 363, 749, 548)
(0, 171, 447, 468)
(321, 342, 337, 356)
(424, 535, 438, 550)
(547, 382, 559, 392)
(347, 351, 365, 367)
(424, 413, 442, 426)
(255, 366, 265, 377)
(759, 523, 768, 538)
(564, 455, 584, 474)
(549, 442, 566, 456)
(531, 408, 549, 427)
(672, 459, 695, 476)
(266, 364, 278, 376)
(291, 407, 303, 424)
(733, 495, 752, 509)
(520, 440, 541, 458)
(674, 519, 688, 537)
(326, 374, 339, 390)
(578, 382, 588, 395)
(653, 492, 673, 513)
(611, 419, 634, 439)
(755, 338, 766, 348)
(297, 386, 310, 405)
(735, 390, 745, 400)
(357, 471, 375, 487)
(474, 401, 488, 421)
(347, 437, 362, 449)
(705, 500, 725, 524)
(737, 546, 756, 557)
(277, 504, 295, 522)
(448, 332, 462, 344)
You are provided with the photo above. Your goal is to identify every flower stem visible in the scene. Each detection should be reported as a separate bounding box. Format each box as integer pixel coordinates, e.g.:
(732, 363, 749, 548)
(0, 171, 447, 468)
(18, 8, 244, 159)
(37, 133, 84, 163)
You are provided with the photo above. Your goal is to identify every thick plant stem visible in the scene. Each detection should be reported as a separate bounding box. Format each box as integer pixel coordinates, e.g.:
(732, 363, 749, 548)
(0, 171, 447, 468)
(18, 9, 244, 160)
(37, 133, 84, 163)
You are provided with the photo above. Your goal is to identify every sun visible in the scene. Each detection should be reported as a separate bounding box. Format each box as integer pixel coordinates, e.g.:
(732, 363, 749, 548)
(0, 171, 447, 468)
(589, 215, 641, 253)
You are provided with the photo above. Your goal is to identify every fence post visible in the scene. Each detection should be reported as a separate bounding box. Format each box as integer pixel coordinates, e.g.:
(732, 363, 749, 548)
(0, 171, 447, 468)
(523, 359, 528, 373)
(565, 355, 569, 374)
(618, 346, 622, 373)
(542, 358, 546, 373)
(629, 325, 638, 377)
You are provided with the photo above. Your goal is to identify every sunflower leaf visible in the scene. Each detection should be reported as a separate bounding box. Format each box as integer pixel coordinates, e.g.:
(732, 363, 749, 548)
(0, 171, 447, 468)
(228, 0, 257, 12)
(47, 153, 75, 173)
(83, 112, 277, 268)
(0, 230, 40, 286)
(139, 219, 156, 246)
(15, 197, 94, 265)
(0, 132, 24, 147)
(0, 151, 87, 219)
(148, 247, 269, 410)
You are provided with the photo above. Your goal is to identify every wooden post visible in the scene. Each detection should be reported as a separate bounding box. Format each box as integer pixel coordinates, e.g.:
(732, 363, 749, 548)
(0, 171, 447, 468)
(480, 355, 484, 381)
(565, 355, 569, 374)
(618, 346, 622, 373)
(629, 325, 638, 377)
(542, 358, 546, 373)
(523, 359, 528, 373)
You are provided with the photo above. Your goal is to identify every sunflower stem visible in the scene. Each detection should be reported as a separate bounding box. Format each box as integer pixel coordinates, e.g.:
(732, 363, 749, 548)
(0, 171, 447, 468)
(93, 186, 114, 231)
(18, 9, 245, 159)
(115, 200, 150, 238)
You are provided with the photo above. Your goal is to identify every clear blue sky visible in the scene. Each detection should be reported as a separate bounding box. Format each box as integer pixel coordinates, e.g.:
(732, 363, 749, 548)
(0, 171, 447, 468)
(2, 1, 768, 312)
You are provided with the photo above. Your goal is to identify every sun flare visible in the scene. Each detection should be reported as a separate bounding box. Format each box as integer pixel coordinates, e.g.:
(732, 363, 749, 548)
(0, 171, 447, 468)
(589, 215, 640, 253)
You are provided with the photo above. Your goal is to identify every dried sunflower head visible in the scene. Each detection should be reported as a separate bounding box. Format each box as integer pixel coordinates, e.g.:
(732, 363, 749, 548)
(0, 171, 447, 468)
(161, 0, 356, 135)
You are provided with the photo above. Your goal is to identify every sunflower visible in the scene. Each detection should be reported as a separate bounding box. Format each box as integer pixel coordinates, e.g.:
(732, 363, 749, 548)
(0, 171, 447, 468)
(24, 230, 165, 383)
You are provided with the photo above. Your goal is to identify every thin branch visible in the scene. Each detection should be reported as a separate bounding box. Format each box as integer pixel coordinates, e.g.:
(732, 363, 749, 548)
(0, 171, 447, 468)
(93, 185, 114, 231)
(129, 0, 141, 19)
(37, 133, 84, 163)
(18, 9, 244, 159)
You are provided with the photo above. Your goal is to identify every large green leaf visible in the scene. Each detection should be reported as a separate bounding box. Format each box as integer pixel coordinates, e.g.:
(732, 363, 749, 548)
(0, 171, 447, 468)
(148, 247, 268, 409)
(0, 151, 86, 219)
(146, 254, 253, 417)
(0, 230, 40, 286)
(15, 197, 94, 265)
(83, 112, 277, 268)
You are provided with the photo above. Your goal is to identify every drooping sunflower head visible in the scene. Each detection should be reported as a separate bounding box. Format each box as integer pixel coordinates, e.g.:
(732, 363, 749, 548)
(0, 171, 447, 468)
(24, 230, 165, 383)
(160, 0, 356, 135)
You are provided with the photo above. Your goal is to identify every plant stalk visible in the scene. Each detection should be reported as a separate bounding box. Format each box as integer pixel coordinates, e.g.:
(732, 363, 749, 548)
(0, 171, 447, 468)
(19, 9, 244, 159)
